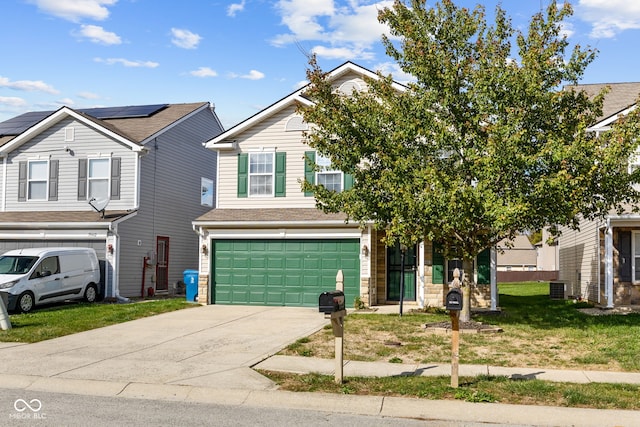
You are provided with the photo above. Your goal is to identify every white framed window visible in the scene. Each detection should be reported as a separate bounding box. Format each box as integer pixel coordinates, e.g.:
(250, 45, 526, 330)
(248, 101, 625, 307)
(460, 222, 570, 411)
(249, 152, 274, 196)
(88, 158, 110, 200)
(27, 160, 48, 200)
(316, 153, 343, 192)
(201, 177, 214, 207)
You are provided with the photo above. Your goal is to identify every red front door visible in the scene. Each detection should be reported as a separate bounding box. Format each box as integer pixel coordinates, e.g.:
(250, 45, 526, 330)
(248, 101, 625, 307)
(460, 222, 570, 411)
(156, 237, 169, 292)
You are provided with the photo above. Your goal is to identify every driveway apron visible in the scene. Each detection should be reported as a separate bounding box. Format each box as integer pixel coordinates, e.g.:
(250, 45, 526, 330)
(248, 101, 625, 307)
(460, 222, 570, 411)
(0, 305, 326, 390)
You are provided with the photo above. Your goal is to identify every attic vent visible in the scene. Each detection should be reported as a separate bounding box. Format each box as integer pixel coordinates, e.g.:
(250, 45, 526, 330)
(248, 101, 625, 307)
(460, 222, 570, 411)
(64, 127, 75, 142)
(285, 116, 308, 131)
(338, 81, 362, 95)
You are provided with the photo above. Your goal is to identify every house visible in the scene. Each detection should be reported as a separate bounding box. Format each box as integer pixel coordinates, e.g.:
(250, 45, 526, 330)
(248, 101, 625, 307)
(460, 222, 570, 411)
(556, 82, 640, 306)
(0, 102, 223, 300)
(497, 235, 537, 272)
(192, 62, 497, 310)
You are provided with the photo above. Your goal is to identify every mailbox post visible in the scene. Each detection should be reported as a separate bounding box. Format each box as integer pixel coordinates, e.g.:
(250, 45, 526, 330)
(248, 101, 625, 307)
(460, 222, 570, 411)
(446, 268, 464, 388)
(319, 270, 347, 384)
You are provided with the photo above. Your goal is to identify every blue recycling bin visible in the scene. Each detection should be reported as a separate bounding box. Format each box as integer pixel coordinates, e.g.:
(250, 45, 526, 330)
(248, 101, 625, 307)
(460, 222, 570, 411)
(183, 270, 199, 302)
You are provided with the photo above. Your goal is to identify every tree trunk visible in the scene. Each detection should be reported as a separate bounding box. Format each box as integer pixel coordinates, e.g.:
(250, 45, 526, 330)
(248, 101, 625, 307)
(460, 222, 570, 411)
(460, 258, 474, 322)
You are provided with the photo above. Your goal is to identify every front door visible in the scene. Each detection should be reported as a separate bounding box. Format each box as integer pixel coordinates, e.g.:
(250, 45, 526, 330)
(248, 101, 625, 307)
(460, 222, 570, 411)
(156, 237, 169, 292)
(387, 243, 417, 301)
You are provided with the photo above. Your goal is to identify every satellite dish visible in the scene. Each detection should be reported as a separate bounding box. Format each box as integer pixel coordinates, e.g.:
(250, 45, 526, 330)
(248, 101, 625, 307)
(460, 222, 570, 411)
(89, 197, 110, 217)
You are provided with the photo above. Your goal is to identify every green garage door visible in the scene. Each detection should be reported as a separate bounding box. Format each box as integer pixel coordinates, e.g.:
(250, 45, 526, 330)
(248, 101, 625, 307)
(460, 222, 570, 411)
(212, 239, 360, 307)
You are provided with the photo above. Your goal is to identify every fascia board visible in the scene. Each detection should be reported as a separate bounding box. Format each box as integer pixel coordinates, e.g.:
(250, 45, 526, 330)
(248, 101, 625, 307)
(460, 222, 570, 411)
(588, 104, 637, 131)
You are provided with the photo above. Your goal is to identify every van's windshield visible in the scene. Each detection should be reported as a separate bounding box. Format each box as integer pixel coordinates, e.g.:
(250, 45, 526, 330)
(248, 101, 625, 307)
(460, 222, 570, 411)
(0, 255, 38, 274)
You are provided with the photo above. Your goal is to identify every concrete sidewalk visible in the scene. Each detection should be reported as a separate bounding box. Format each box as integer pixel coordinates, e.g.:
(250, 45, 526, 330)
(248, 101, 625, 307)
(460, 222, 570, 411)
(1, 304, 639, 426)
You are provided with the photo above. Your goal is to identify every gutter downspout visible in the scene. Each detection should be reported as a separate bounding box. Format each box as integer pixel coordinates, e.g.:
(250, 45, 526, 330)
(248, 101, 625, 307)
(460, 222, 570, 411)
(604, 218, 614, 309)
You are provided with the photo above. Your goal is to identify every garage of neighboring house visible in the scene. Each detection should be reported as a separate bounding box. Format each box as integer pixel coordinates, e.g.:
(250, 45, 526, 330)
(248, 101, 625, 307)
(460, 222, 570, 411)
(210, 238, 360, 307)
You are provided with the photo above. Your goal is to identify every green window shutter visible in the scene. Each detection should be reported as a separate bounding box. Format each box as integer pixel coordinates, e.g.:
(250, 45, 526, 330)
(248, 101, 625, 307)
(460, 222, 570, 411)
(77, 158, 87, 200)
(477, 248, 491, 285)
(18, 161, 27, 202)
(432, 242, 444, 284)
(237, 153, 248, 198)
(343, 173, 354, 190)
(304, 151, 315, 197)
(48, 160, 59, 201)
(275, 152, 286, 197)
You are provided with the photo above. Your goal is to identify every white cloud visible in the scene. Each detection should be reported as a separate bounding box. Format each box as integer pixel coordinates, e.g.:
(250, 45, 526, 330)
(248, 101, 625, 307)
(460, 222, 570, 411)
(576, 0, 640, 38)
(311, 45, 374, 61)
(190, 67, 218, 78)
(77, 91, 100, 99)
(374, 62, 415, 85)
(227, 0, 246, 17)
(0, 97, 27, 107)
(94, 57, 159, 68)
(171, 28, 202, 49)
(0, 76, 59, 94)
(57, 97, 75, 106)
(229, 70, 266, 80)
(31, 0, 117, 22)
(271, 0, 393, 60)
(76, 24, 121, 44)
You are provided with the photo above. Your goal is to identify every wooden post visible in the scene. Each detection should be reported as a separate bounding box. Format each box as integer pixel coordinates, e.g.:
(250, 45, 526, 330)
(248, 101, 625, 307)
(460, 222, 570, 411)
(334, 270, 344, 384)
(450, 310, 459, 388)
(449, 267, 461, 388)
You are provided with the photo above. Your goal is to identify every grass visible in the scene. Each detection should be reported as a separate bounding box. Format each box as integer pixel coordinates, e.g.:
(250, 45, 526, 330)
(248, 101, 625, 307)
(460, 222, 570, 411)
(263, 281, 640, 409)
(279, 281, 640, 372)
(0, 298, 196, 343)
(260, 371, 640, 410)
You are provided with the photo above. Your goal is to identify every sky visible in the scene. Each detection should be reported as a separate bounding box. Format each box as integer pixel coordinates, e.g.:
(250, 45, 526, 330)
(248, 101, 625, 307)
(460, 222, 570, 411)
(1, 0, 639, 129)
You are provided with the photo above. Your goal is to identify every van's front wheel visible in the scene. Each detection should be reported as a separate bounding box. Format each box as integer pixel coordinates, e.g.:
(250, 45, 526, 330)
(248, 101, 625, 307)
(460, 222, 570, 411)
(17, 291, 34, 313)
(84, 284, 98, 303)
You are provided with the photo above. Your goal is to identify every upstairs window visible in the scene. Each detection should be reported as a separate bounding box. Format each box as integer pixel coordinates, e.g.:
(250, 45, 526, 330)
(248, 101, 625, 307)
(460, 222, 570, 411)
(88, 158, 110, 200)
(77, 157, 121, 201)
(237, 152, 286, 198)
(18, 160, 58, 202)
(316, 153, 343, 192)
(249, 152, 274, 196)
(28, 160, 48, 200)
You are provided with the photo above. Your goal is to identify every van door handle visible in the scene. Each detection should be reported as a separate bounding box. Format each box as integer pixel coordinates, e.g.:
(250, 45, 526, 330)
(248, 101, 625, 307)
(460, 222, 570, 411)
(55, 277, 61, 280)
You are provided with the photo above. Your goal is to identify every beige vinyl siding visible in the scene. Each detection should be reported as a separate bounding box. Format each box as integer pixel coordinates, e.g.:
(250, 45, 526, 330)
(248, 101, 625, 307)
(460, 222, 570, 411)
(557, 217, 603, 298)
(4, 117, 136, 212)
(218, 105, 317, 209)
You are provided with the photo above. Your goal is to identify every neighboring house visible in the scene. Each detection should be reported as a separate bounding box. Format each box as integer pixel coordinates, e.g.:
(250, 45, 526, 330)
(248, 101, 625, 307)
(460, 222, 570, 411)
(0, 102, 223, 300)
(557, 82, 640, 307)
(497, 235, 537, 271)
(192, 62, 497, 310)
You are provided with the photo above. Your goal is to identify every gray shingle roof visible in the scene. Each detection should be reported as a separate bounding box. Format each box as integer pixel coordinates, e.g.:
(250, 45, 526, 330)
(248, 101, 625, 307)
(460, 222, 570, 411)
(194, 208, 350, 224)
(568, 82, 640, 124)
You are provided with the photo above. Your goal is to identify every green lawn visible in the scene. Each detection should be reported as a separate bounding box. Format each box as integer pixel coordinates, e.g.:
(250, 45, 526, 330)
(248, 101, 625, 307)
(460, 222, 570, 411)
(262, 281, 640, 409)
(0, 298, 196, 343)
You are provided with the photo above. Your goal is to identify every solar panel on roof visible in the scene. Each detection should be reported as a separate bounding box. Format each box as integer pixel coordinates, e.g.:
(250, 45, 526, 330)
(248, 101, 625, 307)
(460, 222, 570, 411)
(0, 111, 54, 136)
(0, 103, 168, 136)
(80, 104, 167, 119)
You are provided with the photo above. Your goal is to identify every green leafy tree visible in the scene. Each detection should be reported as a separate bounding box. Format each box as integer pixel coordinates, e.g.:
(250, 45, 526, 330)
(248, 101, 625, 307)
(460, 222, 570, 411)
(300, 0, 640, 321)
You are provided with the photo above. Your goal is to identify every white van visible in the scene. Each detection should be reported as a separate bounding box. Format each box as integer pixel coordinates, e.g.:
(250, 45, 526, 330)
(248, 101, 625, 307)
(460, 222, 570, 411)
(0, 247, 101, 313)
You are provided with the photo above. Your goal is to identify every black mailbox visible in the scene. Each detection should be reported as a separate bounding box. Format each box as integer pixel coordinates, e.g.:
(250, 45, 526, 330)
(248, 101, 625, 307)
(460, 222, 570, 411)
(319, 290, 345, 314)
(446, 288, 463, 311)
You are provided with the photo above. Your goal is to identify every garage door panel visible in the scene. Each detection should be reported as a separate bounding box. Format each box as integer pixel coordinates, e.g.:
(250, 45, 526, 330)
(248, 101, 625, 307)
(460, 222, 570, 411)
(212, 238, 359, 307)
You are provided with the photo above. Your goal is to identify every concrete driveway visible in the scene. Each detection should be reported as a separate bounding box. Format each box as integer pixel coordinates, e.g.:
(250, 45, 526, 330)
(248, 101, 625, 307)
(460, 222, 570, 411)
(0, 304, 326, 391)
